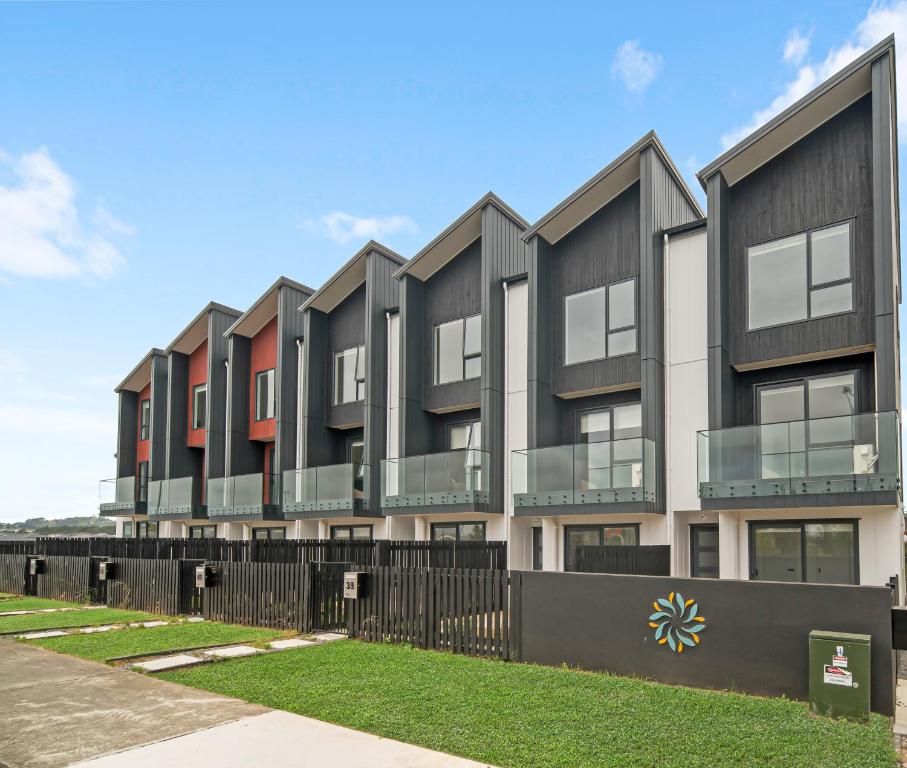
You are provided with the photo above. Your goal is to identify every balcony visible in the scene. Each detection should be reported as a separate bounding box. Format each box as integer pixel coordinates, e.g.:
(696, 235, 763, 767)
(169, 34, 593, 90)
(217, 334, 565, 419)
(98, 476, 146, 516)
(381, 449, 490, 514)
(697, 411, 900, 508)
(206, 473, 281, 520)
(147, 477, 207, 520)
(511, 439, 656, 516)
(282, 464, 370, 518)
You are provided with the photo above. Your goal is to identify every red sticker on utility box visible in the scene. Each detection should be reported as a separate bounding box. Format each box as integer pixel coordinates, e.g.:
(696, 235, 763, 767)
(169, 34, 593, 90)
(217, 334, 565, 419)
(823, 665, 853, 687)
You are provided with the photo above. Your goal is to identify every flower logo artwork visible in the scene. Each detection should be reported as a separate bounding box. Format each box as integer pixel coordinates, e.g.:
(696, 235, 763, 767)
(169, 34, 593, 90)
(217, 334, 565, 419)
(649, 591, 706, 653)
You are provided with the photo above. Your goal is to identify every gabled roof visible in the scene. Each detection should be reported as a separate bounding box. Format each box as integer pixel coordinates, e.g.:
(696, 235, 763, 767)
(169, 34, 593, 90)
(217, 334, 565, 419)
(522, 131, 703, 245)
(698, 35, 895, 188)
(224, 276, 315, 339)
(394, 192, 529, 282)
(115, 348, 166, 393)
(300, 240, 406, 314)
(165, 301, 242, 355)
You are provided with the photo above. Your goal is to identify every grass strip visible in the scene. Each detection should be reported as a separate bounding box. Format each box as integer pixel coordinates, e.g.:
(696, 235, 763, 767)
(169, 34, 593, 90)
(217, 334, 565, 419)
(160, 640, 896, 768)
(0, 608, 158, 634)
(0, 597, 85, 613)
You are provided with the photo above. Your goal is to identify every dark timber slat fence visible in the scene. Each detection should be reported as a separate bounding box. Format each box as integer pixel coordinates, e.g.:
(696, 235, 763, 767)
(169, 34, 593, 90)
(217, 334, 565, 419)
(36, 556, 92, 602)
(0, 554, 26, 594)
(347, 567, 518, 659)
(106, 558, 182, 615)
(573, 545, 671, 576)
(0, 541, 34, 556)
(203, 561, 304, 630)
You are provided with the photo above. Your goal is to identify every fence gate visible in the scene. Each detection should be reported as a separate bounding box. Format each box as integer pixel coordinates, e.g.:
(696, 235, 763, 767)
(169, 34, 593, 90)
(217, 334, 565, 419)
(308, 562, 350, 633)
(179, 559, 204, 615)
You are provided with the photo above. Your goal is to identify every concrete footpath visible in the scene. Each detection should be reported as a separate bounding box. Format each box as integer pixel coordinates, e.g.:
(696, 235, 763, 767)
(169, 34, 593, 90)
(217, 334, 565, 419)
(0, 640, 494, 768)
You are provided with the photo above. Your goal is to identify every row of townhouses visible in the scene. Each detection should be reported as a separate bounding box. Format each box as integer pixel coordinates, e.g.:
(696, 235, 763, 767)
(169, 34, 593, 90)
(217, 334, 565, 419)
(100, 38, 903, 592)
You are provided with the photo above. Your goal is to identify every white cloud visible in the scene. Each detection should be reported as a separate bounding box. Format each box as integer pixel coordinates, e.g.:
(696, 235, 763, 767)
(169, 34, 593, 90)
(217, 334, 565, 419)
(783, 29, 812, 65)
(721, 2, 907, 149)
(0, 147, 130, 279)
(611, 40, 663, 94)
(300, 210, 418, 245)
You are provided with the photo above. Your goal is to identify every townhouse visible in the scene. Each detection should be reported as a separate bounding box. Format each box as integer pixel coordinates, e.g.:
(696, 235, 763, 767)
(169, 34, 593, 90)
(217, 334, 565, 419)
(100, 35, 902, 592)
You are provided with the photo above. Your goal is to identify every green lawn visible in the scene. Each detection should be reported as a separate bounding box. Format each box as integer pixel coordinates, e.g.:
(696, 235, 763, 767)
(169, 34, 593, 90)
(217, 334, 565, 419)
(26, 621, 289, 661)
(160, 641, 896, 768)
(0, 596, 84, 612)
(0, 608, 158, 634)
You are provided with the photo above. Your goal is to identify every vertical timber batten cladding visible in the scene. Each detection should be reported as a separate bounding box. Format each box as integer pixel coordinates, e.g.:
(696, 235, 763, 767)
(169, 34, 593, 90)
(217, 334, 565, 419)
(249, 316, 278, 441)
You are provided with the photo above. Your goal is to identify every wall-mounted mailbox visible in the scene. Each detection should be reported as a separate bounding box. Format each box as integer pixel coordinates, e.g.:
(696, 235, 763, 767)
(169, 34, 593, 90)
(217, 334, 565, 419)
(195, 563, 217, 589)
(98, 561, 115, 581)
(29, 557, 46, 576)
(343, 571, 366, 599)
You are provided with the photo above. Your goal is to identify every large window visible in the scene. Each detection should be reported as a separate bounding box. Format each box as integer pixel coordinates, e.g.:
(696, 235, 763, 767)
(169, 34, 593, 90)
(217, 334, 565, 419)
(434, 314, 481, 385)
(192, 384, 207, 430)
(136, 521, 158, 538)
(564, 524, 639, 572)
(577, 403, 643, 490)
(431, 522, 486, 542)
(750, 520, 858, 584)
(255, 369, 275, 421)
(331, 524, 373, 540)
(253, 526, 286, 541)
(189, 525, 217, 539)
(139, 399, 150, 440)
(564, 278, 637, 365)
(747, 222, 853, 330)
(122, 521, 133, 538)
(334, 345, 366, 404)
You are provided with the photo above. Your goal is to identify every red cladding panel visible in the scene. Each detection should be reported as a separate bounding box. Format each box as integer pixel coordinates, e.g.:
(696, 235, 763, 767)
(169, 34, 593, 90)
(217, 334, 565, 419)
(249, 315, 277, 441)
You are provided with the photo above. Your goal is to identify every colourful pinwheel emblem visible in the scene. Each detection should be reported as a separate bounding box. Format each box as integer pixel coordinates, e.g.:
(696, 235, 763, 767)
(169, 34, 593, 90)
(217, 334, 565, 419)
(648, 592, 706, 653)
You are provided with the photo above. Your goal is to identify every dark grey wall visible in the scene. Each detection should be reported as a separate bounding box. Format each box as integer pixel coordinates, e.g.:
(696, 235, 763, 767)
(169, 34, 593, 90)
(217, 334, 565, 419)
(707, 172, 733, 430)
(115, 390, 138, 478)
(206, 309, 235, 481)
(149, 353, 168, 482)
(226, 335, 261, 476)
(527, 236, 558, 449)
(399, 275, 432, 457)
(519, 570, 894, 714)
(300, 308, 331, 467)
(275, 284, 310, 492)
(165, 351, 198, 480)
(328, 284, 366, 429)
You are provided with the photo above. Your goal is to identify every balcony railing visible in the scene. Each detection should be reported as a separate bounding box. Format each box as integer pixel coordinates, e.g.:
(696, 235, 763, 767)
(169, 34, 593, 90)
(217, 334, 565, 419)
(206, 473, 280, 517)
(697, 411, 900, 499)
(98, 476, 146, 515)
(282, 464, 370, 514)
(147, 477, 203, 518)
(381, 449, 490, 509)
(511, 438, 656, 508)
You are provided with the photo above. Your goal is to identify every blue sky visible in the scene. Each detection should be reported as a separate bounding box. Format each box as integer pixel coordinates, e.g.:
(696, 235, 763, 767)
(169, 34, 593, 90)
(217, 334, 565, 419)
(0, 1, 904, 521)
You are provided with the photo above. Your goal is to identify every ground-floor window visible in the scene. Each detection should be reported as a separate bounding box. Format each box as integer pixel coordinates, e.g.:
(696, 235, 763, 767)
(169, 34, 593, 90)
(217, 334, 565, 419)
(122, 521, 133, 538)
(431, 522, 486, 543)
(253, 526, 286, 541)
(189, 525, 217, 539)
(563, 524, 639, 572)
(749, 520, 858, 585)
(330, 525, 373, 540)
(136, 521, 158, 538)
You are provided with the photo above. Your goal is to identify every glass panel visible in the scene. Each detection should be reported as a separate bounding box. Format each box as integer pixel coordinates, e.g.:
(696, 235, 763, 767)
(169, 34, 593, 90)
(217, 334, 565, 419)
(752, 525, 802, 582)
(747, 234, 807, 329)
(351, 526, 372, 540)
(335, 349, 359, 404)
(463, 315, 481, 356)
(808, 374, 855, 418)
(608, 278, 635, 329)
(256, 370, 275, 419)
(565, 528, 600, 571)
(463, 355, 481, 380)
(810, 223, 850, 285)
(332, 527, 350, 540)
(805, 522, 857, 584)
(810, 283, 852, 317)
(759, 384, 805, 424)
(449, 422, 480, 450)
(435, 319, 464, 384)
(607, 329, 637, 356)
(565, 287, 606, 364)
(253, 528, 268, 540)
(613, 404, 642, 440)
(579, 410, 610, 443)
(140, 400, 150, 440)
(269, 527, 285, 540)
(459, 523, 485, 542)
(578, 442, 611, 490)
(432, 525, 457, 542)
(603, 526, 637, 545)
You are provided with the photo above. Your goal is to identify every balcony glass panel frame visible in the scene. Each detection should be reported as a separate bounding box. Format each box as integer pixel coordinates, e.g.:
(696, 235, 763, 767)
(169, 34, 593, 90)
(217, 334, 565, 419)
(206, 472, 280, 516)
(381, 449, 490, 509)
(283, 463, 370, 513)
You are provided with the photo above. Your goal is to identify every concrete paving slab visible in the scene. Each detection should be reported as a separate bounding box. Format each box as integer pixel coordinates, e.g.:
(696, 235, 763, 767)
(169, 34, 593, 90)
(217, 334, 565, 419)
(201, 645, 261, 659)
(17, 630, 69, 640)
(70, 710, 496, 768)
(0, 640, 266, 768)
(132, 654, 207, 672)
(0, 610, 29, 616)
(140, 620, 169, 628)
(186, 616, 205, 622)
(269, 638, 315, 650)
(79, 625, 120, 634)
(312, 631, 346, 642)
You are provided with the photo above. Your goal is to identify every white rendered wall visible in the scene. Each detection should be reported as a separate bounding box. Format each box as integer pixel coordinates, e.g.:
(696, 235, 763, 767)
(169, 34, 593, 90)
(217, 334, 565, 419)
(505, 281, 529, 569)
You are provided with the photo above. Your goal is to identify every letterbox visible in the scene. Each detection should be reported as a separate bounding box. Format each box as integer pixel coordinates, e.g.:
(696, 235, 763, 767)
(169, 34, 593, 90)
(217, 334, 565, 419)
(343, 571, 366, 599)
(29, 557, 46, 576)
(195, 563, 216, 589)
(98, 561, 115, 581)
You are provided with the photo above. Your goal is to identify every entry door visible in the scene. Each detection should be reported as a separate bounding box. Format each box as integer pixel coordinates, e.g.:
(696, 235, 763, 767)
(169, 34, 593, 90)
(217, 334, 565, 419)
(532, 527, 543, 571)
(690, 524, 719, 578)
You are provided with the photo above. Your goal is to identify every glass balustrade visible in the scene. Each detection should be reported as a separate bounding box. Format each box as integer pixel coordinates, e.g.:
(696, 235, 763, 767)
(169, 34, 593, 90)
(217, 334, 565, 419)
(283, 464, 369, 513)
(381, 450, 490, 508)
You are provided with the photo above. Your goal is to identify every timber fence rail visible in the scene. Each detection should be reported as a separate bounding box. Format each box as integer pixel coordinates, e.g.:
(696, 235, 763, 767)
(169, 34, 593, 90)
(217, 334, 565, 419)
(573, 544, 671, 576)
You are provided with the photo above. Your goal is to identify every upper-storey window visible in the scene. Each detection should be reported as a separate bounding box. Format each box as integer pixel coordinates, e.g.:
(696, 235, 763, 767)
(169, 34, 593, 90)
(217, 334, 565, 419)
(192, 384, 207, 430)
(255, 369, 275, 421)
(434, 314, 481, 385)
(747, 222, 853, 331)
(334, 345, 366, 404)
(564, 278, 637, 365)
(139, 399, 150, 440)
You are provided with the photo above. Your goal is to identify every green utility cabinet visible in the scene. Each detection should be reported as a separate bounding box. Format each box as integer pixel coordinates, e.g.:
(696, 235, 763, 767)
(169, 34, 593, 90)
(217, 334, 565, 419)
(808, 630, 870, 721)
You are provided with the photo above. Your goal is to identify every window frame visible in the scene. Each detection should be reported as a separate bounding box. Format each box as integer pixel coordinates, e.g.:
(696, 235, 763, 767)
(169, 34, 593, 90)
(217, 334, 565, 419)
(753, 369, 860, 425)
(189, 525, 217, 539)
(139, 399, 151, 440)
(136, 521, 158, 539)
(192, 383, 207, 430)
(333, 345, 366, 405)
(252, 526, 286, 541)
(563, 523, 641, 572)
(254, 368, 276, 421)
(748, 518, 860, 585)
(430, 521, 487, 543)
(745, 219, 855, 332)
(330, 524, 374, 541)
(122, 521, 133, 538)
(447, 418, 482, 451)
(432, 313, 482, 386)
(563, 277, 638, 367)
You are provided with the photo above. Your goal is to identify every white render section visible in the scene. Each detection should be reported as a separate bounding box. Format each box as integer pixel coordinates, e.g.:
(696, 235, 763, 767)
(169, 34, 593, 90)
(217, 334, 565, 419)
(505, 281, 529, 569)
(664, 228, 708, 576)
